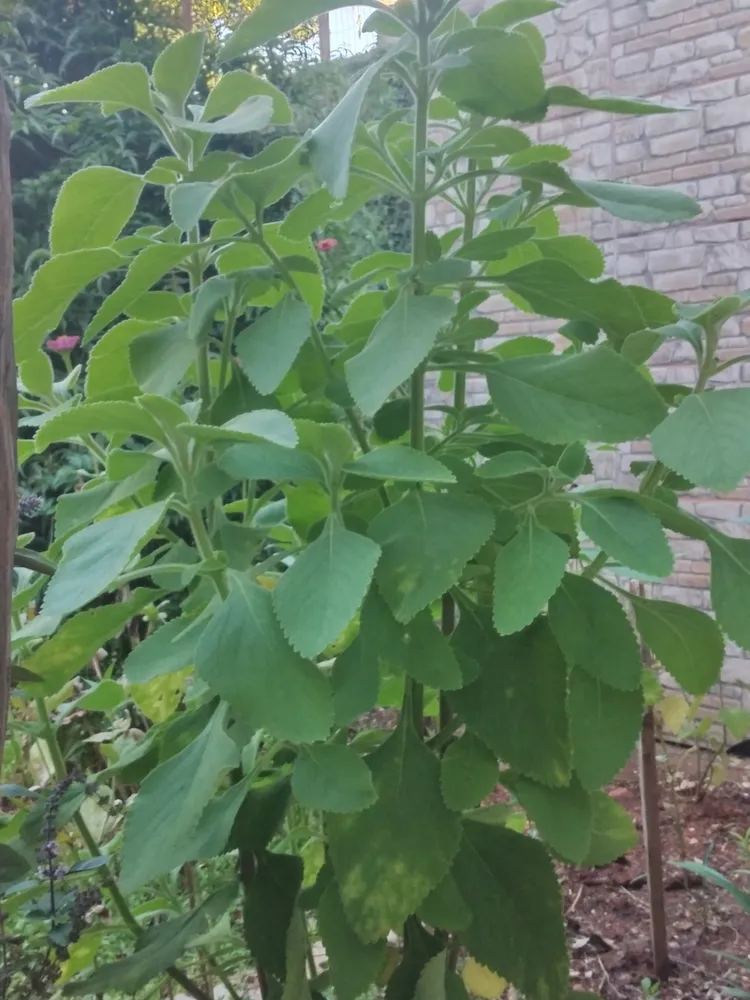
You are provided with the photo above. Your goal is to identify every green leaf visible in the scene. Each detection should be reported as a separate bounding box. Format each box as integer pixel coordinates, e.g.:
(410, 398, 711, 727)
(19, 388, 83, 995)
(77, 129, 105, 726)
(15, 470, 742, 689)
(441, 733, 499, 811)
(292, 743, 376, 813)
(153, 31, 205, 113)
(456, 228, 535, 261)
(23, 590, 153, 696)
(418, 874, 472, 932)
(242, 850, 302, 978)
(477, 0, 560, 28)
(14, 249, 124, 363)
(549, 575, 642, 691)
(0, 845, 31, 886)
(346, 288, 456, 417)
(397, 611, 465, 690)
(130, 322, 195, 395)
(503, 772, 593, 863)
(535, 235, 604, 280)
(346, 446, 455, 484)
(181, 410, 298, 448)
(86, 243, 195, 341)
(709, 532, 750, 650)
(222, 0, 380, 59)
(494, 519, 569, 636)
(318, 882, 386, 1000)
(85, 319, 155, 402)
(476, 451, 545, 479)
(574, 179, 700, 224)
(449, 617, 571, 787)
(332, 635, 380, 727)
(453, 822, 568, 999)
(119, 707, 238, 892)
(328, 716, 461, 943)
(369, 490, 494, 623)
(652, 389, 750, 492)
(374, 397, 411, 441)
(580, 793, 638, 867)
(196, 573, 333, 742)
(203, 69, 292, 126)
(50, 167, 144, 254)
(273, 518, 381, 659)
(168, 182, 219, 231)
(168, 96, 272, 134)
(546, 84, 675, 118)
(487, 345, 667, 444)
(219, 442, 324, 484)
(34, 401, 163, 452)
(43, 503, 166, 617)
(310, 44, 398, 199)
(632, 598, 724, 696)
(26, 62, 156, 117)
(579, 496, 674, 577)
(124, 615, 206, 685)
(567, 668, 643, 791)
(439, 35, 546, 119)
(64, 884, 236, 996)
(236, 296, 312, 395)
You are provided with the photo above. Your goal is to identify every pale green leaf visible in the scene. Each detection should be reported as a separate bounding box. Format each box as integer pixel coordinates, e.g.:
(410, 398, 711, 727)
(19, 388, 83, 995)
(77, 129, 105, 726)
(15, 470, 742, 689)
(449, 617, 571, 787)
(549, 575, 642, 691)
(124, 615, 206, 685)
(50, 167, 144, 254)
(181, 410, 298, 448)
(346, 289, 456, 416)
(292, 743, 376, 813)
(567, 668, 643, 791)
(167, 95, 272, 134)
(130, 322, 194, 395)
(318, 882, 386, 1000)
(85, 243, 195, 341)
(456, 228, 535, 261)
(328, 716, 462, 942)
(219, 442, 324, 484)
(203, 69, 292, 126)
(153, 31, 205, 113)
(493, 519, 569, 636)
(168, 182, 219, 231)
(633, 598, 724, 696)
(579, 496, 674, 577)
(476, 451, 545, 479)
(652, 389, 750, 492)
(488, 345, 667, 444)
(236, 295, 312, 395)
(85, 319, 155, 402)
(369, 490, 494, 623)
(26, 63, 155, 117)
(273, 518, 381, 658)
(441, 733, 498, 811)
(346, 446, 455, 484)
(14, 249, 125, 363)
(503, 772, 593, 863)
(477, 0, 560, 28)
(709, 532, 750, 650)
(43, 503, 166, 617)
(580, 793, 638, 867)
(453, 822, 568, 999)
(575, 179, 700, 224)
(547, 84, 676, 117)
(119, 708, 239, 892)
(535, 235, 604, 280)
(196, 574, 333, 742)
(34, 401, 164, 452)
(64, 884, 236, 995)
(439, 35, 546, 119)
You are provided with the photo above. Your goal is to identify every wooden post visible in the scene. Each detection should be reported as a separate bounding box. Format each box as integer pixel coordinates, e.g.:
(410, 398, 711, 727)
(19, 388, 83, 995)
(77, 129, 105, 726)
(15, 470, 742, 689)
(319, 12, 331, 60)
(0, 75, 18, 777)
(180, 0, 193, 31)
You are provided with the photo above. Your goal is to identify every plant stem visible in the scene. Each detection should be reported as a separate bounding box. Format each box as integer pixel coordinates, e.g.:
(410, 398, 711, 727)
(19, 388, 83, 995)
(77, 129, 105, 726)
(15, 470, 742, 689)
(187, 503, 229, 600)
(13, 550, 56, 575)
(34, 698, 214, 1000)
(218, 307, 238, 393)
(453, 164, 477, 418)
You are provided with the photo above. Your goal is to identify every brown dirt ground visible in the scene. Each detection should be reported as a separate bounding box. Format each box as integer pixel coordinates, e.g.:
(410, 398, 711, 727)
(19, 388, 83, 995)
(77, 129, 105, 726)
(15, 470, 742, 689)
(561, 749, 750, 1000)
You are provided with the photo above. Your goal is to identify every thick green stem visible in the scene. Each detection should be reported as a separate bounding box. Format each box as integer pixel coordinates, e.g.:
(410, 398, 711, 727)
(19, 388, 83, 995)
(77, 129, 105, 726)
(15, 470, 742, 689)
(34, 699, 213, 1000)
(453, 165, 477, 417)
(187, 503, 229, 600)
(218, 307, 238, 393)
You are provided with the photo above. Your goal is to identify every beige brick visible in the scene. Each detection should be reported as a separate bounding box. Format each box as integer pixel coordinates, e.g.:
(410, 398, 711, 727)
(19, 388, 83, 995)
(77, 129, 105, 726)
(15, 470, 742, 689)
(699, 175, 739, 197)
(697, 30, 737, 56)
(649, 246, 706, 272)
(652, 268, 704, 291)
(650, 129, 701, 156)
(645, 110, 701, 137)
(673, 162, 720, 182)
(652, 40, 696, 66)
(690, 79, 737, 101)
(615, 52, 650, 75)
(647, 0, 693, 16)
(695, 222, 741, 242)
(706, 96, 750, 129)
(671, 59, 712, 85)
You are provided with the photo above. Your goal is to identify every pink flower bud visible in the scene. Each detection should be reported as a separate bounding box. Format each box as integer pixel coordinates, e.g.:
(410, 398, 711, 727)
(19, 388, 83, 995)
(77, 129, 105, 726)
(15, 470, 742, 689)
(315, 238, 339, 253)
(46, 335, 81, 352)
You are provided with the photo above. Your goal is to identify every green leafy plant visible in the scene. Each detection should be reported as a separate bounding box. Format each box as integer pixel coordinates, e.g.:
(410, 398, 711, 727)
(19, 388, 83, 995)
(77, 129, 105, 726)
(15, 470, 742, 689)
(8, 0, 750, 997)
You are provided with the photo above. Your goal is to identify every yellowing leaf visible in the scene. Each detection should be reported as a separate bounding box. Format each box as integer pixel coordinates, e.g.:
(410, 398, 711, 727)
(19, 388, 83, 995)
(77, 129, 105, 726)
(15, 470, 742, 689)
(462, 958, 508, 999)
(57, 932, 105, 984)
(659, 693, 689, 735)
(129, 668, 191, 723)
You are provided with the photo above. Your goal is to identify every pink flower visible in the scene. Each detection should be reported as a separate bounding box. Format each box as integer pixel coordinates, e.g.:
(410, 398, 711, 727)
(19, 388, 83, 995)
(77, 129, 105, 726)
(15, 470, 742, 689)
(46, 335, 80, 352)
(315, 238, 339, 253)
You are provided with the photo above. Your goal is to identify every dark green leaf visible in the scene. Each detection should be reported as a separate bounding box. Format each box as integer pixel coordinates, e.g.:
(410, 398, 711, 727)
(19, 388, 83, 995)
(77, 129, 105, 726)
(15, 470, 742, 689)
(549, 575, 642, 691)
(369, 490, 494, 623)
(218, 442, 324, 484)
(488, 345, 667, 444)
(579, 496, 674, 577)
(456, 228, 535, 261)
(633, 598, 724, 696)
(494, 520, 569, 636)
(124, 615, 205, 685)
(709, 532, 750, 651)
(374, 397, 411, 441)
(0, 845, 30, 885)
(449, 617, 571, 787)
(547, 84, 675, 117)
(441, 733, 498, 811)
(242, 850, 302, 978)
(236, 296, 312, 395)
(292, 743, 376, 813)
(346, 289, 456, 416)
(567, 668, 643, 791)
(476, 451, 545, 479)
(196, 573, 333, 742)
(503, 772, 593, 863)
(318, 882, 386, 1000)
(418, 874, 472, 932)
(332, 634, 380, 726)
(453, 822, 568, 999)
(580, 793, 638, 867)
(398, 611, 464, 690)
(328, 716, 462, 942)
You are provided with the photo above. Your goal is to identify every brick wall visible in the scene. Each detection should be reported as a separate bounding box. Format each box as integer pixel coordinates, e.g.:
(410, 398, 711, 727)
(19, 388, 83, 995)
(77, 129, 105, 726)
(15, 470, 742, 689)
(428, 0, 750, 715)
